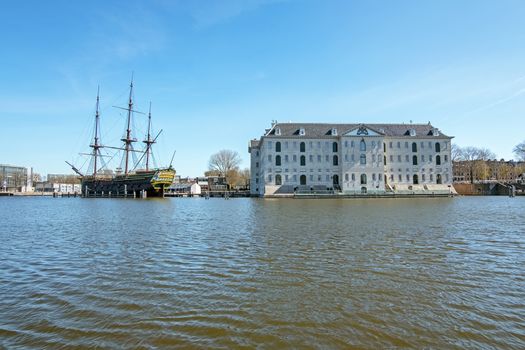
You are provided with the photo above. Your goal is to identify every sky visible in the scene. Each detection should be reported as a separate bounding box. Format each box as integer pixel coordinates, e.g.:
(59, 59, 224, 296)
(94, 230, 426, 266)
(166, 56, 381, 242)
(1, 0, 525, 177)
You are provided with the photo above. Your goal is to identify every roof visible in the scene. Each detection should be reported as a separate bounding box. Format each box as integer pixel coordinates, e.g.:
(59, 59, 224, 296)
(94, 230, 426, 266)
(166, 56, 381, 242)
(263, 123, 452, 139)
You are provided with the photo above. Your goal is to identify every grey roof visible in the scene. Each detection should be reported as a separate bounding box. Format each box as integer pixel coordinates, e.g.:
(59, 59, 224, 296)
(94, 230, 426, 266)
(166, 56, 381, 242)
(263, 123, 452, 139)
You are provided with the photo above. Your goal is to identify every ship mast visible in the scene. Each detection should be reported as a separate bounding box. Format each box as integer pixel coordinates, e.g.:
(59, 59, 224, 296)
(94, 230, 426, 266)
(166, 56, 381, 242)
(143, 102, 155, 171)
(90, 86, 102, 179)
(122, 75, 136, 175)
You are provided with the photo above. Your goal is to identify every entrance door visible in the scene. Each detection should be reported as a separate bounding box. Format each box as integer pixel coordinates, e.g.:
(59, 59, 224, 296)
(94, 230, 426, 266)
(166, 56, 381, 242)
(300, 175, 307, 185)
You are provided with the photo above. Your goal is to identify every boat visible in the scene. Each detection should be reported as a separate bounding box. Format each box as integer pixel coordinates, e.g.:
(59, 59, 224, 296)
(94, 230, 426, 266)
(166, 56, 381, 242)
(67, 77, 176, 198)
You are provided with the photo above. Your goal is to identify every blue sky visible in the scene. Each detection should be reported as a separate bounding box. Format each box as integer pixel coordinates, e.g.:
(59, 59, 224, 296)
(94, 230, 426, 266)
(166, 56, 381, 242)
(1, 0, 525, 177)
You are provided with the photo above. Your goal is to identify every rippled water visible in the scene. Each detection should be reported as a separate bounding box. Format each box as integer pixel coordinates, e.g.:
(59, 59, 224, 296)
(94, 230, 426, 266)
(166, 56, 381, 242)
(0, 196, 524, 349)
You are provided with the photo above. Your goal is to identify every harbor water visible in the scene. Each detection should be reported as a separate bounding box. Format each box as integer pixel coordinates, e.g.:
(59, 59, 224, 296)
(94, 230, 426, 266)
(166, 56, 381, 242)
(0, 197, 524, 349)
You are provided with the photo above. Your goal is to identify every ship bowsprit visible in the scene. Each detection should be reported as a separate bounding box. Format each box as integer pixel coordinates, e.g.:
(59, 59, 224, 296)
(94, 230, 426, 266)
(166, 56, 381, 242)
(81, 169, 176, 198)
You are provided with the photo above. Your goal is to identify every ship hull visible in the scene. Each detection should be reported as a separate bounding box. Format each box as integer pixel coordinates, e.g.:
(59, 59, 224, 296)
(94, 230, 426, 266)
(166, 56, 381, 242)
(81, 168, 175, 198)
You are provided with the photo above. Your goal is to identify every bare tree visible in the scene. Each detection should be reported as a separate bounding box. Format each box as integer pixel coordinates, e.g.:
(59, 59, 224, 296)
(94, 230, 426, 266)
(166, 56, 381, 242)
(451, 144, 463, 162)
(514, 140, 525, 161)
(208, 149, 242, 176)
(454, 146, 496, 183)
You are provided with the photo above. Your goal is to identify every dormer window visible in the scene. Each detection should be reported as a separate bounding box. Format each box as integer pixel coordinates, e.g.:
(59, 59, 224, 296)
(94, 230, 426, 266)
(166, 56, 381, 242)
(331, 128, 337, 136)
(299, 128, 305, 136)
(432, 128, 440, 136)
(409, 129, 416, 136)
(275, 128, 281, 136)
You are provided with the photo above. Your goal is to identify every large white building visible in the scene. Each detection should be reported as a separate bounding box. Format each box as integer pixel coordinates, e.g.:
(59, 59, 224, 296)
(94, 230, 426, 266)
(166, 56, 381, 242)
(248, 122, 454, 196)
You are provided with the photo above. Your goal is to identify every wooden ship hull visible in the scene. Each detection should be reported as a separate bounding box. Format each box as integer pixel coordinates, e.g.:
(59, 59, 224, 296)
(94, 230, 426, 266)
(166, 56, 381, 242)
(81, 168, 175, 198)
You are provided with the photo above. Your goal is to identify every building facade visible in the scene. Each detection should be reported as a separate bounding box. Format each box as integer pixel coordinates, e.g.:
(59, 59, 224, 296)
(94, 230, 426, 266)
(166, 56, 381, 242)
(0, 164, 28, 192)
(249, 122, 453, 196)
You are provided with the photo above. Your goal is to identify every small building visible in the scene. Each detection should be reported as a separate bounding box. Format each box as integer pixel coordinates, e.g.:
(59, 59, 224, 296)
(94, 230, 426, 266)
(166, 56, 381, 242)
(190, 183, 202, 195)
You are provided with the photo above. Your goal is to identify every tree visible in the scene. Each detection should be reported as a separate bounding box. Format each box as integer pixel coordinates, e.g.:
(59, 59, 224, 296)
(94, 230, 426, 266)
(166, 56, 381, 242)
(454, 146, 496, 183)
(208, 150, 242, 176)
(514, 140, 525, 161)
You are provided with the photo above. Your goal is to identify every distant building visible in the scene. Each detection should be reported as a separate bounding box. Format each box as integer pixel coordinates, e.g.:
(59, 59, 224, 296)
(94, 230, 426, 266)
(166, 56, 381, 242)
(47, 174, 80, 184)
(0, 164, 28, 192)
(453, 160, 525, 183)
(249, 122, 453, 196)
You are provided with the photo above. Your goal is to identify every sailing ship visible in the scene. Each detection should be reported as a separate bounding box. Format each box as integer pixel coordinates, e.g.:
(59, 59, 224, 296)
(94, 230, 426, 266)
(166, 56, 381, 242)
(67, 78, 176, 198)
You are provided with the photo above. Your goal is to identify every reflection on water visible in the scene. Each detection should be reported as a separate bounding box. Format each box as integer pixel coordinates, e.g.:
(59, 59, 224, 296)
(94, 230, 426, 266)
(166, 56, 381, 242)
(0, 197, 524, 348)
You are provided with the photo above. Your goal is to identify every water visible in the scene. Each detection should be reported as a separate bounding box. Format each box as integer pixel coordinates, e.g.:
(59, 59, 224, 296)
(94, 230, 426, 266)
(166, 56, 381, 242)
(0, 197, 524, 349)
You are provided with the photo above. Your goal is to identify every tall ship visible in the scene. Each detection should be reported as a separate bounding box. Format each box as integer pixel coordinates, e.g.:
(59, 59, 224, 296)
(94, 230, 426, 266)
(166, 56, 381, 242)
(68, 78, 176, 198)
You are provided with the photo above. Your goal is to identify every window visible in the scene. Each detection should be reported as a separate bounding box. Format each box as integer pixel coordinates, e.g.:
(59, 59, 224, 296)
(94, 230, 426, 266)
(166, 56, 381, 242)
(444, 155, 448, 162)
(345, 173, 349, 181)
(406, 174, 410, 182)
(436, 155, 441, 165)
(399, 174, 402, 181)
(317, 155, 321, 162)
(285, 175, 288, 181)
(300, 142, 306, 152)
(318, 175, 322, 181)
(413, 155, 418, 165)
(383, 143, 386, 152)
(268, 141, 272, 149)
(345, 154, 348, 161)
(299, 128, 305, 136)
(310, 175, 314, 181)
(430, 174, 433, 181)
(275, 128, 281, 136)
(421, 155, 425, 162)
(293, 155, 297, 162)
(412, 142, 417, 152)
(268, 174, 272, 182)
(275, 174, 282, 185)
(276, 155, 281, 166)
(372, 141, 376, 148)
(372, 154, 376, 162)
(332, 142, 338, 152)
(420, 141, 424, 149)
(397, 155, 401, 162)
(285, 141, 288, 149)
(333, 155, 338, 166)
(405, 155, 409, 162)
(429, 155, 432, 162)
(360, 174, 367, 184)
(413, 174, 419, 184)
(256, 162, 259, 168)
(372, 173, 376, 181)
(390, 155, 394, 162)
(379, 173, 382, 181)
(391, 174, 394, 181)
(352, 154, 355, 161)
(422, 174, 426, 182)
(351, 140, 355, 148)
(309, 155, 313, 162)
(405, 142, 409, 148)
(397, 141, 401, 148)
(384, 155, 387, 164)
(268, 155, 272, 162)
(309, 141, 313, 149)
(325, 155, 329, 162)
(360, 140, 366, 151)
(352, 173, 356, 181)
(332, 128, 337, 136)
(300, 155, 306, 166)
(345, 140, 348, 148)
(276, 142, 281, 152)
(360, 154, 366, 165)
(284, 155, 288, 162)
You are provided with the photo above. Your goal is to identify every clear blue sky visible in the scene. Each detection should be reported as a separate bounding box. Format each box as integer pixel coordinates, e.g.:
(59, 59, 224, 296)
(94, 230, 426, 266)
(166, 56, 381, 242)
(1, 0, 525, 177)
